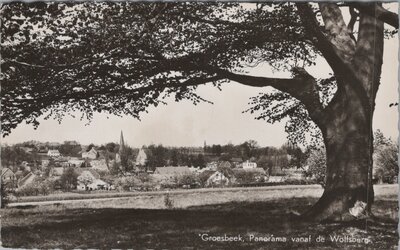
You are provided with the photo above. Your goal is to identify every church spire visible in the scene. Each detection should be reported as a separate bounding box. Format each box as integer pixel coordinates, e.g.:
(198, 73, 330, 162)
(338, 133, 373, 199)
(119, 130, 125, 153)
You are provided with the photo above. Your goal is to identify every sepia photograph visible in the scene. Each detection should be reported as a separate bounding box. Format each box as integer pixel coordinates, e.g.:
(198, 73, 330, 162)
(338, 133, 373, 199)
(0, 1, 398, 249)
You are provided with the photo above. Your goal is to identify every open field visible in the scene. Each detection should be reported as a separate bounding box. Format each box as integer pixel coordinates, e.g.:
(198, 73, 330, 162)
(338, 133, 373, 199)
(8, 184, 398, 210)
(1, 185, 398, 249)
(11, 184, 325, 203)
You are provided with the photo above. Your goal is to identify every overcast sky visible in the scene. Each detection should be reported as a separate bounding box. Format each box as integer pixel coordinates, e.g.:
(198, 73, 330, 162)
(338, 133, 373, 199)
(2, 9, 398, 148)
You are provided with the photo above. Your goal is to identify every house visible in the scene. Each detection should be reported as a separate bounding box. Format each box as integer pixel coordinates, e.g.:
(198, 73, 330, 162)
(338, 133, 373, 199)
(82, 148, 98, 160)
(1, 168, 16, 188)
(218, 161, 232, 169)
(136, 148, 147, 166)
(153, 166, 192, 181)
(76, 169, 101, 190)
(87, 179, 111, 190)
(17, 172, 37, 188)
(206, 171, 230, 187)
(67, 157, 84, 167)
(242, 160, 257, 169)
(47, 149, 61, 158)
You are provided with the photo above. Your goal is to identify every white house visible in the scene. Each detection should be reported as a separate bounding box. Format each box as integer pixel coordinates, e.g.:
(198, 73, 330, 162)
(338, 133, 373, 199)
(242, 160, 257, 169)
(47, 149, 61, 158)
(87, 179, 111, 190)
(76, 170, 106, 190)
(82, 148, 98, 160)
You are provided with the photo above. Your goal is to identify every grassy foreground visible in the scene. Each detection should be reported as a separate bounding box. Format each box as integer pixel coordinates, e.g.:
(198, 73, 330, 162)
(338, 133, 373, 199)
(1, 195, 398, 249)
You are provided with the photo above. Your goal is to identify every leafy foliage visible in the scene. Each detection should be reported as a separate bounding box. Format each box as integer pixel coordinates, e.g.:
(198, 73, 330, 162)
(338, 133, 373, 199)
(16, 177, 55, 196)
(174, 173, 199, 187)
(1, 181, 10, 208)
(374, 144, 398, 184)
(1, 2, 317, 136)
(245, 76, 337, 146)
(59, 167, 78, 191)
(304, 148, 327, 187)
(373, 131, 398, 184)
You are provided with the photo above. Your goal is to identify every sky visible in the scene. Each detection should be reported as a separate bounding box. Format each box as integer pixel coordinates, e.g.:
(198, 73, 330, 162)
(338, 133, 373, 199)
(2, 7, 399, 148)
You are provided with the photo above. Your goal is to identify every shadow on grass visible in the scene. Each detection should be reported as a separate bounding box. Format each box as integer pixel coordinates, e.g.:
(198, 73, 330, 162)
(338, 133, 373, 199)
(1, 197, 397, 249)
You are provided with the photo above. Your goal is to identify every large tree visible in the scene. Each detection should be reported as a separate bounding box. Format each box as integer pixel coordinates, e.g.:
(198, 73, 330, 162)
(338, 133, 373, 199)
(1, 2, 398, 221)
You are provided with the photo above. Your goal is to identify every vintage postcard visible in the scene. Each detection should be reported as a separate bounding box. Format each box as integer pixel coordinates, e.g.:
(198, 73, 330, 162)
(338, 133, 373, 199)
(0, 2, 398, 249)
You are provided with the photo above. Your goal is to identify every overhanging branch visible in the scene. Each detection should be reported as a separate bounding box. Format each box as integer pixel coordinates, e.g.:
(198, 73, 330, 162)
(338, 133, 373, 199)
(212, 68, 327, 126)
(353, 4, 399, 29)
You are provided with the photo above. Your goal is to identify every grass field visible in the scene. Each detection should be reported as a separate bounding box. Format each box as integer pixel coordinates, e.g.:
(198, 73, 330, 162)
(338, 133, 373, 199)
(1, 186, 398, 249)
(11, 184, 325, 203)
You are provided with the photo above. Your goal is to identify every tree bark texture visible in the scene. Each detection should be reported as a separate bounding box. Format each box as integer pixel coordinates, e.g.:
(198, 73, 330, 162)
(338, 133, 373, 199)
(298, 3, 384, 221)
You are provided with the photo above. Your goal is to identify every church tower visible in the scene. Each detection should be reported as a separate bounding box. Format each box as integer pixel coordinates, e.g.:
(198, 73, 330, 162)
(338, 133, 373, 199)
(116, 130, 125, 163)
(119, 130, 125, 154)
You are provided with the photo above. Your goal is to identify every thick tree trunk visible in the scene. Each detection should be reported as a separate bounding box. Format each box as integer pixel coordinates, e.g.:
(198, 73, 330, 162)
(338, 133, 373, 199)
(303, 85, 374, 221)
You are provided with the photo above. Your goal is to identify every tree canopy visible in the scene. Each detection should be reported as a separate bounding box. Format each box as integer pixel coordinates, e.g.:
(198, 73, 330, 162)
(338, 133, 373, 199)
(4, 2, 395, 144)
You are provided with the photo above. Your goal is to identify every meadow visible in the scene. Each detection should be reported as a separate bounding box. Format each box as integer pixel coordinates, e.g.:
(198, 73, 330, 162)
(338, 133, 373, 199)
(1, 185, 398, 249)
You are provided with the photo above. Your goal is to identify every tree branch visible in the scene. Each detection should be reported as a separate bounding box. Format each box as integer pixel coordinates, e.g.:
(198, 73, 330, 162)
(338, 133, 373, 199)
(317, 3, 356, 63)
(212, 68, 327, 125)
(295, 3, 354, 79)
(353, 3, 399, 29)
(354, 3, 384, 100)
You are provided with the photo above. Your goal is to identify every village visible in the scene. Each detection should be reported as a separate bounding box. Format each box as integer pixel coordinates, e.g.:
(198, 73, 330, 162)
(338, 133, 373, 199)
(2, 130, 397, 199)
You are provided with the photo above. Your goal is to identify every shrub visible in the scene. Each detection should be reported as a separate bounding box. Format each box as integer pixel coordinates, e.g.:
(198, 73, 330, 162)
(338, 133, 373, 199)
(160, 182, 179, 190)
(198, 171, 212, 187)
(164, 193, 174, 209)
(114, 176, 136, 191)
(15, 178, 55, 197)
(304, 149, 327, 187)
(174, 173, 199, 187)
(374, 143, 398, 184)
(1, 182, 10, 208)
(60, 167, 78, 191)
(233, 170, 266, 185)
